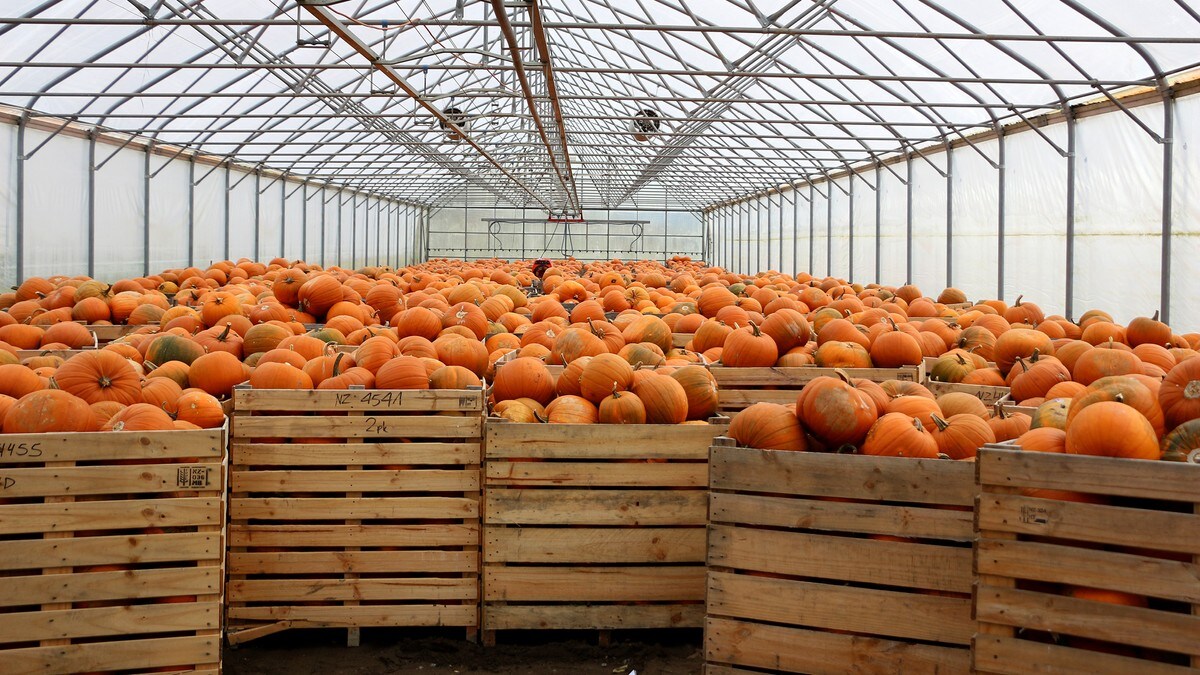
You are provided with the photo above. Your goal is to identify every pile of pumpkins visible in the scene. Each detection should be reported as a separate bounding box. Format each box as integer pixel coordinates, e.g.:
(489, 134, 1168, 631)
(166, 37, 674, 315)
(1, 256, 1198, 447)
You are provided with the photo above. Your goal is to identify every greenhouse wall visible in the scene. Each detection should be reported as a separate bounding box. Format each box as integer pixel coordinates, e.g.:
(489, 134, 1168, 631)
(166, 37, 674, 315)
(0, 115, 425, 284)
(708, 94, 1200, 328)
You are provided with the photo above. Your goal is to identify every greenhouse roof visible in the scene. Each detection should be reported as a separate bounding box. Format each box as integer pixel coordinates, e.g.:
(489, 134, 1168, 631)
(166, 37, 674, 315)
(2, 1, 1199, 211)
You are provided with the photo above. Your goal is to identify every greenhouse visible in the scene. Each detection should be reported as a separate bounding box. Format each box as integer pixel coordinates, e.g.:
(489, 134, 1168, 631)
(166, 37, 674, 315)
(0, 2, 1198, 674)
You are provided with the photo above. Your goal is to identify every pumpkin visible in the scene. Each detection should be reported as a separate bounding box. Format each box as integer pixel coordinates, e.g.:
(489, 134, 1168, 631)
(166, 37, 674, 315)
(0, 363, 45, 399)
(721, 322, 778, 367)
(992, 328, 1054, 375)
(429, 365, 481, 390)
(796, 372, 878, 447)
(3, 389, 95, 433)
(860, 413, 938, 458)
(442, 302, 488, 340)
(936, 392, 989, 419)
(1015, 427, 1067, 453)
(142, 331, 204, 365)
(188, 351, 249, 398)
(1029, 398, 1071, 430)
(297, 274, 343, 317)
(1158, 358, 1200, 429)
(141, 377, 183, 416)
(670, 365, 719, 421)
(928, 413, 996, 460)
(759, 308, 811, 353)
(249, 361, 314, 390)
(988, 408, 1032, 442)
(90, 400, 125, 429)
(175, 390, 225, 429)
(579, 353, 635, 404)
(1065, 376, 1164, 439)
(598, 387, 647, 424)
(728, 402, 807, 451)
(545, 395, 598, 424)
(884, 395, 942, 431)
(493, 356, 556, 405)
(41, 321, 93, 349)
(353, 335, 399, 374)
(1064, 401, 1159, 460)
(200, 291, 242, 327)
(869, 323, 923, 368)
(632, 373, 688, 425)
(929, 353, 976, 383)
(1007, 356, 1070, 402)
(1126, 310, 1171, 348)
(54, 350, 142, 405)
(814, 341, 872, 369)
(103, 402, 176, 431)
(374, 356, 430, 391)
(1072, 347, 1143, 386)
(494, 400, 540, 424)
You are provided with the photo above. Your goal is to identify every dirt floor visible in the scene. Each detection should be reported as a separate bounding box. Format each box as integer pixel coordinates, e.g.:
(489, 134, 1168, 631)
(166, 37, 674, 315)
(223, 628, 703, 674)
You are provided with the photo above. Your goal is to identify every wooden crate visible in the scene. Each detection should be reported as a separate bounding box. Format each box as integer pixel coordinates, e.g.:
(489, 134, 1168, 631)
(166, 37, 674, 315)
(706, 438, 975, 675)
(228, 387, 484, 645)
(711, 362, 925, 413)
(482, 418, 729, 642)
(974, 446, 1200, 674)
(0, 425, 227, 675)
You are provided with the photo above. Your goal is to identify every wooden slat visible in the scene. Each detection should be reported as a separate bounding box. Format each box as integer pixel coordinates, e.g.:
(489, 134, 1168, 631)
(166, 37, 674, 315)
(717, 390, 801, 408)
(228, 577, 477, 602)
(485, 421, 724, 459)
(3, 634, 219, 675)
(705, 617, 969, 675)
(229, 550, 478, 575)
(1, 567, 221, 608)
(232, 442, 480, 466)
(0, 497, 221, 535)
(707, 571, 972, 645)
(0, 531, 220, 571)
(710, 446, 975, 505)
(232, 468, 478, 493)
(978, 448, 1200, 502)
(485, 461, 707, 487)
(234, 388, 483, 412)
(228, 523, 478, 548)
(0, 429, 224, 464)
(485, 488, 706, 526)
(0, 601, 219, 643)
(484, 604, 704, 631)
(975, 585, 1200, 656)
(978, 493, 1200, 555)
(925, 380, 1010, 405)
(709, 492, 973, 540)
(227, 604, 477, 627)
(0, 462, 223, 498)
(232, 415, 481, 439)
(977, 538, 1200, 603)
(973, 634, 1199, 675)
(484, 527, 704, 564)
(231, 496, 478, 520)
(708, 525, 972, 593)
(710, 364, 923, 387)
(484, 566, 705, 602)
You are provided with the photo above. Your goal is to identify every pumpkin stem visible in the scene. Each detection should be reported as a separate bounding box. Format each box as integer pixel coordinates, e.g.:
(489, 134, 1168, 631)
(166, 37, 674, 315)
(930, 413, 950, 432)
(833, 368, 852, 384)
(1015, 294, 1024, 307)
(912, 417, 925, 432)
(1152, 309, 1160, 322)
(1113, 392, 1124, 403)
(332, 352, 346, 377)
(955, 353, 967, 366)
(748, 321, 762, 337)
(533, 411, 548, 423)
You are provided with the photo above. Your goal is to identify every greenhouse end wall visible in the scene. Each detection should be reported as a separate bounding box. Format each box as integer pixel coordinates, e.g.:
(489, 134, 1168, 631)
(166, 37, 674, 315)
(709, 93, 1200, 328)
(0, 113, 426, 284)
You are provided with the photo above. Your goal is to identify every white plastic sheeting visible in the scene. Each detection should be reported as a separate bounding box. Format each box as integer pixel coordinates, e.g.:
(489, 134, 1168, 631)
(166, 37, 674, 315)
(707, 93, 1200, 329)
(0, 118, 418, 283)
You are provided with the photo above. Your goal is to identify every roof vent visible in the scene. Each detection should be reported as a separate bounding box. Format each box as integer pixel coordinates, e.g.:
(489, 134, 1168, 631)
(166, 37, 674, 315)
(631, 108, 662, 142)
(441, 106, 469, 141)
